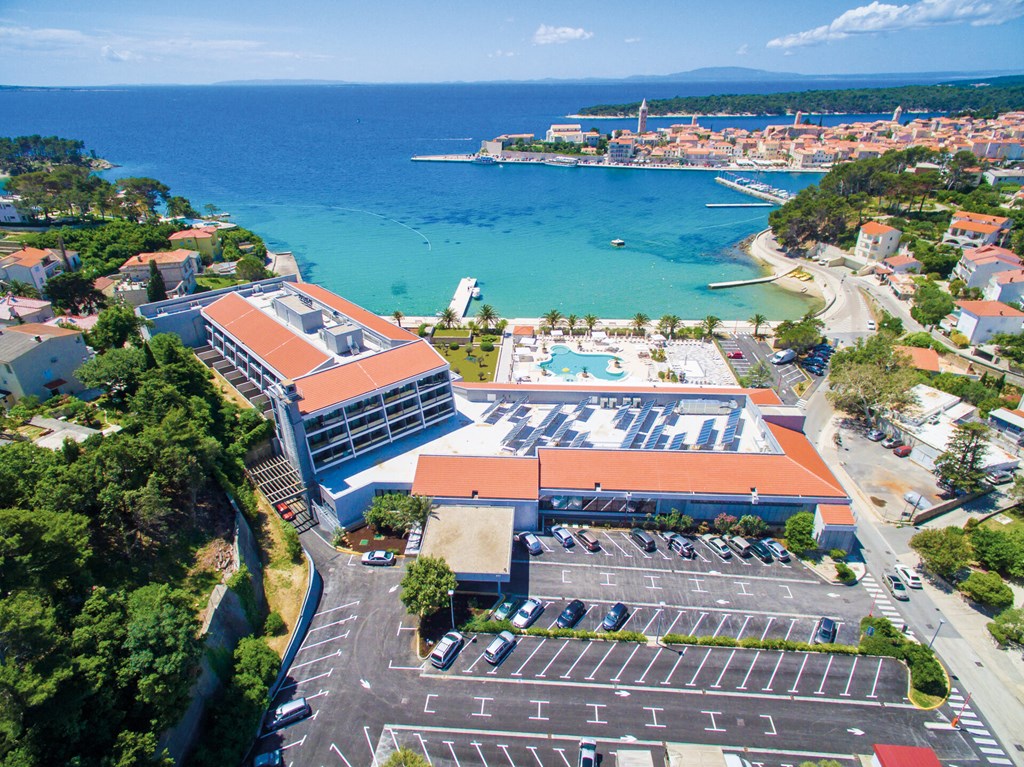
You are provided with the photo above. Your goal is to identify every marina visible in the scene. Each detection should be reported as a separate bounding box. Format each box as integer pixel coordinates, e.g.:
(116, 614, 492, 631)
(705, 202, 774, 208)
(714, 173, 794, 205)
(448, 277, 478, 318)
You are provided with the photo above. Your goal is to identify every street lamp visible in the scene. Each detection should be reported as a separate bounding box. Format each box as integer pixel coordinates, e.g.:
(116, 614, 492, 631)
(928, 619, 945, 649)
(447, 589, 455, 631)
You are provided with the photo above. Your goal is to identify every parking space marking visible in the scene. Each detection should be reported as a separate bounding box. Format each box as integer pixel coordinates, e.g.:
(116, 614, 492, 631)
(645, 574, 663, 590)
(690, 612, 708, 634)
(472, 697, 493, 717)
(763, 652, 785, 691)
(779, 585, 793, 599)
(424, 694, 437, 714)
(690, 577, 708, 593)
(561, 569, 572, 584)
(529, 700, 549, 721)
(635, 647, 662, 683)
(789, 655, 810, 693)
(784, 619, 798, 642)
(621, 532, 653, 559)
(497, 744, 516, 767)
(703, 710, 727, 732)
(554, 748, 572, 767)
(314, 600, 360, 617)
(527, 558, 818, 585)
(278, 668, 332, 692)
(735, 616, 752, 640)
(600, 572, 615, 587)
(611, 644, 641, 681)
(587, 703, 608, 724)
(416, 734, 433, 765)
(526, 746, 543, 767)
(760, 617, 776, 641)
(309, 615, 358, 633)
(736, 582, 752, 596)
(687, 648, 714, 686)
(641, 609, 663, 634)
(561, 643, 592, 678)
(331, 743, 354, 767)
(867, 658, 884, 699)
(815, 656, 835, 695)
(761, 714, 778, 736)
(537, 641, 571, 677)
(300, 631, 350, 651)
(444, 741, 462, 767)
(712, 614, 729, 637)
(661, 647, 687, 685)
(603, 533, 633, 558)
(841, 656, 859, 697)
(737, 651, 761, 690)
(711, 649, 736, 688)
(663, 610, 683, 636)
(472, 742, 490, 767)
(645, 706, 666, 728)
(513, 639, 547, 676)
(290, 648, 342, 671)
(585, 643, 619, 682)
(364, 726, 379, 767)
(463, 647, 489, 674)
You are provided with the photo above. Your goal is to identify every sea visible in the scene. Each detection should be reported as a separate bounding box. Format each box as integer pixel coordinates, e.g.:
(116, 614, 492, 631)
(0, 80, 930, 320)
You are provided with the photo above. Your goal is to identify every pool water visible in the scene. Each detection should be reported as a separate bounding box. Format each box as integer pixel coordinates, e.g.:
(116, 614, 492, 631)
(539, 345, 626, 381)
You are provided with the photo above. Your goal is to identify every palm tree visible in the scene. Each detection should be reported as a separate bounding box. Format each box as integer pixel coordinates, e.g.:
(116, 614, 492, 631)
(566, 314, 579, 337)
(583, 314, 599, 336)
(658, 314, 681, 339)
(748, 313, 768, 339)
(391, 310, 404, 328)
(476, 304, 499, 332)
(542, 309, 563, 334)
(701, 315, 722, 340)
(437, 307, 459, 329)
(631, 312, 650, 338)
(5, 280, 40, 299)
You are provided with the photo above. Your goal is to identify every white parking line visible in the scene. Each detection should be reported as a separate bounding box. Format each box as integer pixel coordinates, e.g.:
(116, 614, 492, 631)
(472, 742, 490, 767)
(526, 746, 543, 767)
(561, 643, 592, 678)
(763, 652, 785, 691)
(603, 533, 633, 557)
(789, 654, 810, 692)
(690, 612, 708, 634)
(661, 648, 687, 685)
(711, 649, 736, 688)
(712, 614, 729, 637)
(867, 657, 884, 699)
(735, 616, 752, 640)
(512, 639, 547, 676)
(783, 618, 798, 641)
(300, 631, 350, 651)
(687, 648, 714, 686)
(314, 600, 360, 617)
(290, 649, 342, 671)
(841, 656, 859, 697)
(417, 734, 433, 765)
(663, 610, 684, 636)
(760, 617, 776, 641)
(586, 643, 618, 680)
(815, 655, 835, 695)
(635, 648, 662, 683)
(611, 644, 641, 682)
(497, 744, 516, 767)
(737, 651, 760, 690)
(537, 641, 571, 678)
(444, 742, 462, 767)
(641, 608, 663, 635)
(463, 648, 489, 674)
(331, 743, 354, 767)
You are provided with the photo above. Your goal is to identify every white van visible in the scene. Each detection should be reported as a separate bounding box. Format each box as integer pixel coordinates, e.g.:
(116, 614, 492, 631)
(265, 698, 310, 731)
(770, 349, 796, 365)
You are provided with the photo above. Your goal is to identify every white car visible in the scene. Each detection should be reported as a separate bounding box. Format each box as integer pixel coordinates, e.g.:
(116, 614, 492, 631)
(511, 598, 545, 629)
(360, 550, 395, 566)
(894, 563, 923, 589)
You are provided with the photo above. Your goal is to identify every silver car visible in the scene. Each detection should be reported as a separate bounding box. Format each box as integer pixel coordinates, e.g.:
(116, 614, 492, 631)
(511, 598, 544, 629)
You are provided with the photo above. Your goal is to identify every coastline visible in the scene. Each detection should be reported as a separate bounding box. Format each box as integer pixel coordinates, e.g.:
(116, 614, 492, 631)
(564, 109, 944, 119)
(743, 229, 826, 314)
(269, 250, 303, 281)
(411, 154, 826, 173)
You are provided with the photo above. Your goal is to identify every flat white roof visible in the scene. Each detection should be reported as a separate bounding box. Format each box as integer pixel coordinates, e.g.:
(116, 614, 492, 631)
(419, 505, 514, 580)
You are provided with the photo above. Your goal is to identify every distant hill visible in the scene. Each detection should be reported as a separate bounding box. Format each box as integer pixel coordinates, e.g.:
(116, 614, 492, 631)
(212, 78, 354, 86)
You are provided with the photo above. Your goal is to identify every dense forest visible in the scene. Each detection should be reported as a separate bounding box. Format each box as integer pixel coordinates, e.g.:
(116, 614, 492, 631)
(0, 135, 94, 174)
(577, 81, 1024, 117)
(0, 332, 275, 767)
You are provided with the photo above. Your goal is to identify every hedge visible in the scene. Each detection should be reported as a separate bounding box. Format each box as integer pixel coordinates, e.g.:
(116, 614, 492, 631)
(459, 616, 645, 643)
(662, 634, 860, 655)
(860, 616, 947, 698)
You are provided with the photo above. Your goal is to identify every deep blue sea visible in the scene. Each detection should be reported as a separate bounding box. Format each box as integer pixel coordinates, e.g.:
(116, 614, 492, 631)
(0, 81, 925, 319)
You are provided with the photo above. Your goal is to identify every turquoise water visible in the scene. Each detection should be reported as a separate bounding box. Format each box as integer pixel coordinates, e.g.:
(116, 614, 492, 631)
(540, 345, 626, 381)
(0, 83, 917, 319)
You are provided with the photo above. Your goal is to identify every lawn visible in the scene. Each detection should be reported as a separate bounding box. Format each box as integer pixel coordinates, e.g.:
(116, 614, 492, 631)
(982, 508, 1024, 535)
(196, 273, 245, 291)
(435, 342, 500, 382)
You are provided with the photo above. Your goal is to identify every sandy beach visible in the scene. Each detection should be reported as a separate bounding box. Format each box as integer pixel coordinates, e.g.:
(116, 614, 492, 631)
(743, 229, 826, 313)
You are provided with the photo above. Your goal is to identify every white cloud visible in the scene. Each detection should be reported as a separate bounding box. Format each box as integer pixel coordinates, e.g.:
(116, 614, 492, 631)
(736, 43, 749, 55)
(488, 49, 516, 58)
(100, 44, 140, 62)
(767, 0, 1024, 49)
(624, 37, 641, 44)
(0, 24, 88, 50)
(532, 24, 593, 44)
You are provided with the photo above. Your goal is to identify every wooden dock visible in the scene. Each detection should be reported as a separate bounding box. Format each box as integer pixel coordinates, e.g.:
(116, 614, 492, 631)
(449, 277, 478, 318)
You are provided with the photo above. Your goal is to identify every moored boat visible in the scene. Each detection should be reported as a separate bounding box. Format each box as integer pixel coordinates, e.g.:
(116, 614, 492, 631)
(473, 155, 498, 165)
(544, 156, 579, 168)
(611, 239, 625, 247)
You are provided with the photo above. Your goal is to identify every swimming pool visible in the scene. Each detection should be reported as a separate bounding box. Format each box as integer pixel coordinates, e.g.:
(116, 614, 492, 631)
(539, 345, 626, 381)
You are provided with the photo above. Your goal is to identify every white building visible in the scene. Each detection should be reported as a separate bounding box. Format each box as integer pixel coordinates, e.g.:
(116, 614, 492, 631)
(855, 222, 901, 262)
(944, 300, 1024, 344)
(0, 323, 91, 406)
(545, 124, 584, 144)
(983, 268, 1024, 303)
(0, 196, 25, 224)
(943, 211, 1013, 249)
(952, 244, 1022, 289)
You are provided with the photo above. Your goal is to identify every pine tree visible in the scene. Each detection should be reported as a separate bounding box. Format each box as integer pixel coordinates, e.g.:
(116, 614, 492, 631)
(934, 422, 989, 493)
(146, 260, 167, 302)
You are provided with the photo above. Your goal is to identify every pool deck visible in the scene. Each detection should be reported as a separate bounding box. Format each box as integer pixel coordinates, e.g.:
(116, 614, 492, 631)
(538, 344, 626, 382)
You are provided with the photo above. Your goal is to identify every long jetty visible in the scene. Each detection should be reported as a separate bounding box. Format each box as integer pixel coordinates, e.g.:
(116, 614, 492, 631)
(714, 176, 789, 205)
(449, 277, 477, 318)
(708, 265, 801, 290)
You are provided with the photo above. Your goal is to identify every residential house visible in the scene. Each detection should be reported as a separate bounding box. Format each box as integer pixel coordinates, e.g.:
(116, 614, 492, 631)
(943, 300, 1024, 344)
(545, 124, 584, 144)
(943, 211, 1013, 249)
(951, 244, 1022, 288)
(894, 345, 940, 375)
(0, 323, 91, 406)
(983, 268, 1024, 304)
(168, 226, 222, 260)
(0, 294, 54, 326)
(881, 254, 921, 274)
(0, 246, 81, 294)
(0, 196, 25, 224)
(607, 137, 635, 163)
(118, 249, 202, 303)
(855, 222, 902, 261)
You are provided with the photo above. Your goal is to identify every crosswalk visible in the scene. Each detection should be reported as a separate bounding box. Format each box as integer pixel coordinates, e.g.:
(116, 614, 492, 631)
(860, 574, 915, 639)
(948, 687, 1013, 765)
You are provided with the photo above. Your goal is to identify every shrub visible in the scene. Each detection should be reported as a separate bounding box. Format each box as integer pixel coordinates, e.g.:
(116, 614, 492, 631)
(696, 635, 738, 647)
(987, 607, 1024, 647)
(263, 611, 286, 636)
(417, 323, 428, 337)
(479, 341, 495, 352)
(835, 562, 856, 583)
(959, 571, 1014, 611)
(829, 548, 847, 562)
(785, 511, 817, 554)
(449, 343, 460, 351)
(281, 521, 303, 563)
(460, 616, 512, 634)
(859, 616, 947, 698)
(713, 513, 738, 534)
(735, 514, 768, 537)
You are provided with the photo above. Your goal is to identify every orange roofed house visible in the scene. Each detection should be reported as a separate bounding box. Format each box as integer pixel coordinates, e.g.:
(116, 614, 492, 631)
(0, 246, 81, 294)
(168, 225, 222, 260)
(943, 211, 1013, 249)
(118, 249, 203, 304)
(855, 221, 902, 262)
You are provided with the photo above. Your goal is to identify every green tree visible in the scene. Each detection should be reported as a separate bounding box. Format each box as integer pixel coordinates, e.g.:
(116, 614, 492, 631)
(735, 514, 768, 537)
(437, 307, 459, 329)
(631, 312, 650, 337)
(235, 254, 269, 282)
(364, 493, 432, 535)
(400, 556, 457, 617)
(988, 607, 1024, 646)
(582, 313, 599, 335)
(4, 279, 40, 299)
(749, 313, 768, 338)
(165, 195, 198, 219)
(76, 346, 148, 400)
(934, 422, 989, 493)
(700, 315, 722, 339)
(88, 304, 150, 351)
(827, 336, 919, 423)
(959, 571, 1014, 611)
(541, 309, 563, 331)
(383, 748, 432, 767)
(968, 526, 1022, 576)
(910, 527, 971, 582)
(565, 314, 579, 336)
(117, 177, 170, 222)
(476, 304, 499, 332)
(657, 314, 681, 339)
(44, 271, 105, 314)
(391, 310, 404, 328)
(784, 511, 816, 554)
(146, 260, 167, 303)
(773, 315, 824, 354)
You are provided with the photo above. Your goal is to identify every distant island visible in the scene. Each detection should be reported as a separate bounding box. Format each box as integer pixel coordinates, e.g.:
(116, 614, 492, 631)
(577, 77, 1024, 118)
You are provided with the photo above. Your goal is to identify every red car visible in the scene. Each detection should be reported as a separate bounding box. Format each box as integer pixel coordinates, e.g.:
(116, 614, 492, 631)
(727, 351, 744, 359)
(893, 445, 912, 458)
(274, 502, 296, 521)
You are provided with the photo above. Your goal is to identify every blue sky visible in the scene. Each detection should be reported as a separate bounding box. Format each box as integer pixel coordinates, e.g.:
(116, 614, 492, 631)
(2, 0, 1023, 85)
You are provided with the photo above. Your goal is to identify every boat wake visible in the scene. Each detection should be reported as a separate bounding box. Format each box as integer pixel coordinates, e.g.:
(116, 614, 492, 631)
(331, 206, 433, 251)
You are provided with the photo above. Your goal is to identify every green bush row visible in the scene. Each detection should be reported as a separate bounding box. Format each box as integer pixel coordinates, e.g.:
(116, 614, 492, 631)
(859, 616, 947, 698)
(458, 617, 646, 643)
(661, 634, 860, 655)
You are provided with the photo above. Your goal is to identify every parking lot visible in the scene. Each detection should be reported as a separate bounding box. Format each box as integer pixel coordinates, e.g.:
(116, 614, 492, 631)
(717, 334, 812, 406)
(252, 531, 987, 767)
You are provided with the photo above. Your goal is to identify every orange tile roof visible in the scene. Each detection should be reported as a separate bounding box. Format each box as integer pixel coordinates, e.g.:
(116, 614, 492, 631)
(7, 322, 80, 338)
(860, 221, 898, 236)
(169, 227, 216, 240)
(412, 455, 539, 500)
(295, 341, 447, 414)
(454, 382, 783, 406)
(953, 211, 1009, 226)
(873, 745, 941, 767)
(883, 254, 920, 267)
(994, 269, 1024, 284)
(538, 424, 844, 499)
(952, 221, 1002, 235)
(290, 283, 417, 343)
(202, 292, 330, 379)
(512, 325, 535, 336)
(5, 247, 54, 267)
(120, 249, 199, 268)
(956, 300, 1024, 318)
(962, 245, 1019, 264)
(894, 345, 940, 373)
(817, 504, 855, 526)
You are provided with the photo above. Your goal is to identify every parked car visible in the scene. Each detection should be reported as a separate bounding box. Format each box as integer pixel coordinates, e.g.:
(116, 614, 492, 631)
(894, 563, 923, 589)
(265, 698, 311, 731)
(511, 598, 545, 629)
(701, 534, 733, 560)
(867, 429, 886, 442)
(492, 597, 522, 622)
(601, 602, 629, 631)
(429, 631, 464, 669)
(748, 538, 773, 563)
(884, 573, 909, 601)
(578, 739, 598, 767)
(903, 491, 929, 510)
(813, 617, 838, 645)
(551, 525, 575, 548)
(667, 533, 696, 558)
(556, 599, 586, 629)
(273, 502, 295, 522)
(254, 751, 284, 767)
(518, 531, 543, 555)
(629, 527, 656, 552)
(770, 349, 796, 365)
(867, 320, 877, 331)
(483, 631, 516, 664)
(764, 538, 791, 562)
(987, 470, 1013, 485)
(726, 535, 753, 558)
(805, 366, 825, 377)
(575, 529, 601, 552)
(893, 445, 912, 458)
(360, 550, 395, 567)
(727, 350, 744, 359)
(881, 436, 904, 449)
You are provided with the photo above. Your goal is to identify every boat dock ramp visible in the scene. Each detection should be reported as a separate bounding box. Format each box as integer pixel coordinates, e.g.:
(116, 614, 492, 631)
(449, 277, 478, 318)
(708, 265, 801, 290)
